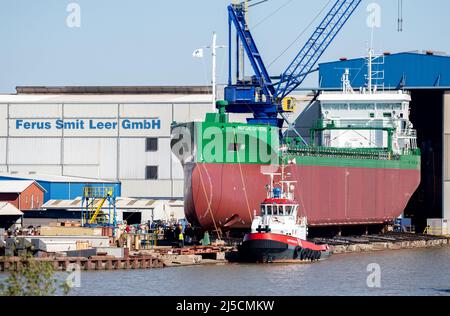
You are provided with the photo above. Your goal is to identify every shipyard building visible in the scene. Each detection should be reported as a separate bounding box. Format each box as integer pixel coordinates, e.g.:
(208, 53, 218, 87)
(0, 51, 449, 230)
(0, 87, 217, 200)
(317, 51, 450, 226)
(0, 86, 309, 201)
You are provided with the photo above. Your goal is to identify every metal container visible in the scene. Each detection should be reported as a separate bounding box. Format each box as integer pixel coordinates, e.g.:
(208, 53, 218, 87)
(426, 218, 450, 236)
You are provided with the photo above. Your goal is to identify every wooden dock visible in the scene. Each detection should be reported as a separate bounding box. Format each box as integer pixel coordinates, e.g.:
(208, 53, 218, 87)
(313, 232, 450, 254)
(0, 255, 164, 272)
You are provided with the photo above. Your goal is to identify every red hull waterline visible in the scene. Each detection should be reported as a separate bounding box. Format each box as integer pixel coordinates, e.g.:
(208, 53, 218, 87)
(184, 163, 420, 231)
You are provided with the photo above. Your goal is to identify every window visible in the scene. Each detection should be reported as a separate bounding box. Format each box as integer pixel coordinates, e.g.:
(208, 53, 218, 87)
(377, 103, 401, 110)
(285, 205, 292, 215)
(350, 103, 375, 110)
(323, 103, 348, 111)
(393, 103, 402, 110)
(377, 103, 392, 110)
(145, 166, 158, 180)
(146, 138, 158, 152)
(261, 206, 266, 215)
(273, 205, 279, 215)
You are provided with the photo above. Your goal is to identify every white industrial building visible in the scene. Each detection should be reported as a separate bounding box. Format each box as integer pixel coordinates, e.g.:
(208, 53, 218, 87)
(0, 86, 214, 199)
(0, 86, 312, 200)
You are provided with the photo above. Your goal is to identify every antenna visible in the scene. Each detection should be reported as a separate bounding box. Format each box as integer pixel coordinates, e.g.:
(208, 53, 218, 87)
(342, 68, 354, 94)
(366, 19, 384, 93)
(397, 0, 403, 32)
(367, 22, 375, 94)
(206, 32, 226, 110)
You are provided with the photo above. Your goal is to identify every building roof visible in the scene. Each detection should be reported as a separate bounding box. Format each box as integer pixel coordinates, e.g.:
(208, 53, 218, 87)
(0, 202, 23, 216)
(318, 91, 411, 102)
(0, 172, 119, 184)
(42, 197, 183, 210)
(0, 180, 45, 194)
(0, 93, 212, 104)
(15, 86, 212, 95)
(0, 86, 215, 104)
(319, 51, 450, 90)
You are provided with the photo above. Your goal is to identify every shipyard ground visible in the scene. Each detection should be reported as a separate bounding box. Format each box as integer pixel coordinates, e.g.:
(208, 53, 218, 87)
(2, 233, 448, 271)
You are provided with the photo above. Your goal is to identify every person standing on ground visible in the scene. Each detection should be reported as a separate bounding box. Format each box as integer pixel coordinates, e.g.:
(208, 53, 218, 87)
(178, 225, 184, 248)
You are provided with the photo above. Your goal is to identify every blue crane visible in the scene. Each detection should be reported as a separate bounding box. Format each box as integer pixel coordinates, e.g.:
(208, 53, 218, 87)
(224, 0, 362, 128)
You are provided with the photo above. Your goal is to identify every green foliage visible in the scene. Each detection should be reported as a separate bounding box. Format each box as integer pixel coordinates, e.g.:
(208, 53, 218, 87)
(0, 255, 71, 296)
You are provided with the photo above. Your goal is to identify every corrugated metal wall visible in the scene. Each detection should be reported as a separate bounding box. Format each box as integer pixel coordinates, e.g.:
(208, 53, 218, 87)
(0, 100, 216, 199)
(444, 91, 450, 219)
(319, 53, 450, 90)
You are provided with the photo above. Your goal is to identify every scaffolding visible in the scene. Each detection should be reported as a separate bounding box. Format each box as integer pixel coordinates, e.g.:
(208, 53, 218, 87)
(81, 186, 117, 228)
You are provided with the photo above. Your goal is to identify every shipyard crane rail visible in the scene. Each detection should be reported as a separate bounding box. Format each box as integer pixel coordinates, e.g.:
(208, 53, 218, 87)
(224, 0, 362, 127)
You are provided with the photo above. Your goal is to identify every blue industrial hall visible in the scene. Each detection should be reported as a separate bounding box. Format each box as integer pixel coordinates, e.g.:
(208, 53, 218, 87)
(319, 51, 450, 90)
(0, 173, 121, 203)
(315, 51, 450, 227)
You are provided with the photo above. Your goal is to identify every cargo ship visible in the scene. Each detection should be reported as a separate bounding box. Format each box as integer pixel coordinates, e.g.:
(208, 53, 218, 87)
(171, 2, 420, 234)
(171, 71, 421, 233)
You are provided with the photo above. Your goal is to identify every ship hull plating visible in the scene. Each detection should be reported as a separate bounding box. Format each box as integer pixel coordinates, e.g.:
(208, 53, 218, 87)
(184, 162, 421, 230)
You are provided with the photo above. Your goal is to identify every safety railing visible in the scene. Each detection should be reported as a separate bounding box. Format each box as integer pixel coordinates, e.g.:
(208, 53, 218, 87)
(83, 187, 115, 198)
(314, 119, 395, 130)
(423, 226, 450, 237)
(286, 146, 394, 161)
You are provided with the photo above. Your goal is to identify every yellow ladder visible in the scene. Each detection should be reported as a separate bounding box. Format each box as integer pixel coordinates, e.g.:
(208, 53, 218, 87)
(88, 190, 113, 225)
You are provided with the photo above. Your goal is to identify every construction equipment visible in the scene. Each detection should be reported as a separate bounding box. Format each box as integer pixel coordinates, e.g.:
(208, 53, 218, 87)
(82, 187, 117, 228)
(224, 0, 362, 127)
(88, 189, 113, 225)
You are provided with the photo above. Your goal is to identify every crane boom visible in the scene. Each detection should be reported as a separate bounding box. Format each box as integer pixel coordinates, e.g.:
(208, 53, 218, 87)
(224, 0, 362, 127)
(275, 0, 362, 99)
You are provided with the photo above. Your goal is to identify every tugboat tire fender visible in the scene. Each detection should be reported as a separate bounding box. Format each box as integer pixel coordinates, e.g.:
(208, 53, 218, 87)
(304, 248, 312, 260)
(316, 251, 322, 260)
(299, 248, 307, 260)
(294, 246, 302, 259)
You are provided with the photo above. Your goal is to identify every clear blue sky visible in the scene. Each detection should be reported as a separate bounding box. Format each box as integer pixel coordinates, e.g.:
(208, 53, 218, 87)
(0, 0, 449, 93)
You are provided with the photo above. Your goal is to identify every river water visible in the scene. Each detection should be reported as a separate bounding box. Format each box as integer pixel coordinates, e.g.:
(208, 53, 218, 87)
(64, 247, 450, 296)
(1, 247, 449, 296)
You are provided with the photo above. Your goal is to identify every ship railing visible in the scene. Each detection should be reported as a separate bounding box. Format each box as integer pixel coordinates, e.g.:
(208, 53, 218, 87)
(286, 146, 398, 161)
(398, 129, 417, 139)
(423, 226, 450, 237)
(314, 119, 395, 130)
(400, 147, 421, 156)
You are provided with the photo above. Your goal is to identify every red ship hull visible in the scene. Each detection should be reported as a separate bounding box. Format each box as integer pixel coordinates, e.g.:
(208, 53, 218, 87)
(184, 162, 420, 230)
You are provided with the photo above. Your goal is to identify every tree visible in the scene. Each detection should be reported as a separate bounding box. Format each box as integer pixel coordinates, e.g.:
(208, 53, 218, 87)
(0, 255, 71, 296)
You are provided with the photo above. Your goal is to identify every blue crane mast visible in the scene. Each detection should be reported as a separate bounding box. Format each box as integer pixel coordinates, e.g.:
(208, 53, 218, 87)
(224, 0, 362, 128)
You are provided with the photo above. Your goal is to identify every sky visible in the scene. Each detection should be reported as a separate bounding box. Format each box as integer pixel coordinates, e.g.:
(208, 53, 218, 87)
(0, 0, 449, 93)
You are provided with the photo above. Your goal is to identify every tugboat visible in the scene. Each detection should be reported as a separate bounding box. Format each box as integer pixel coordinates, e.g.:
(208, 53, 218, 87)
(238, 172, 331, 263)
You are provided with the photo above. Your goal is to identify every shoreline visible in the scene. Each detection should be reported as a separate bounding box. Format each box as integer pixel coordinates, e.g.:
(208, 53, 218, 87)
(1, 233, 449, 271)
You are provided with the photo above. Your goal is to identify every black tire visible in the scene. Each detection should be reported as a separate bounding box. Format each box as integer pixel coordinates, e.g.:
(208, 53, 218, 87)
(311, 251, 319, 261)
(305, 249, 312, 260)
(293, 246, 302, 259)
(300, 248, 307, 260)
(316, 251, 322, 261)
